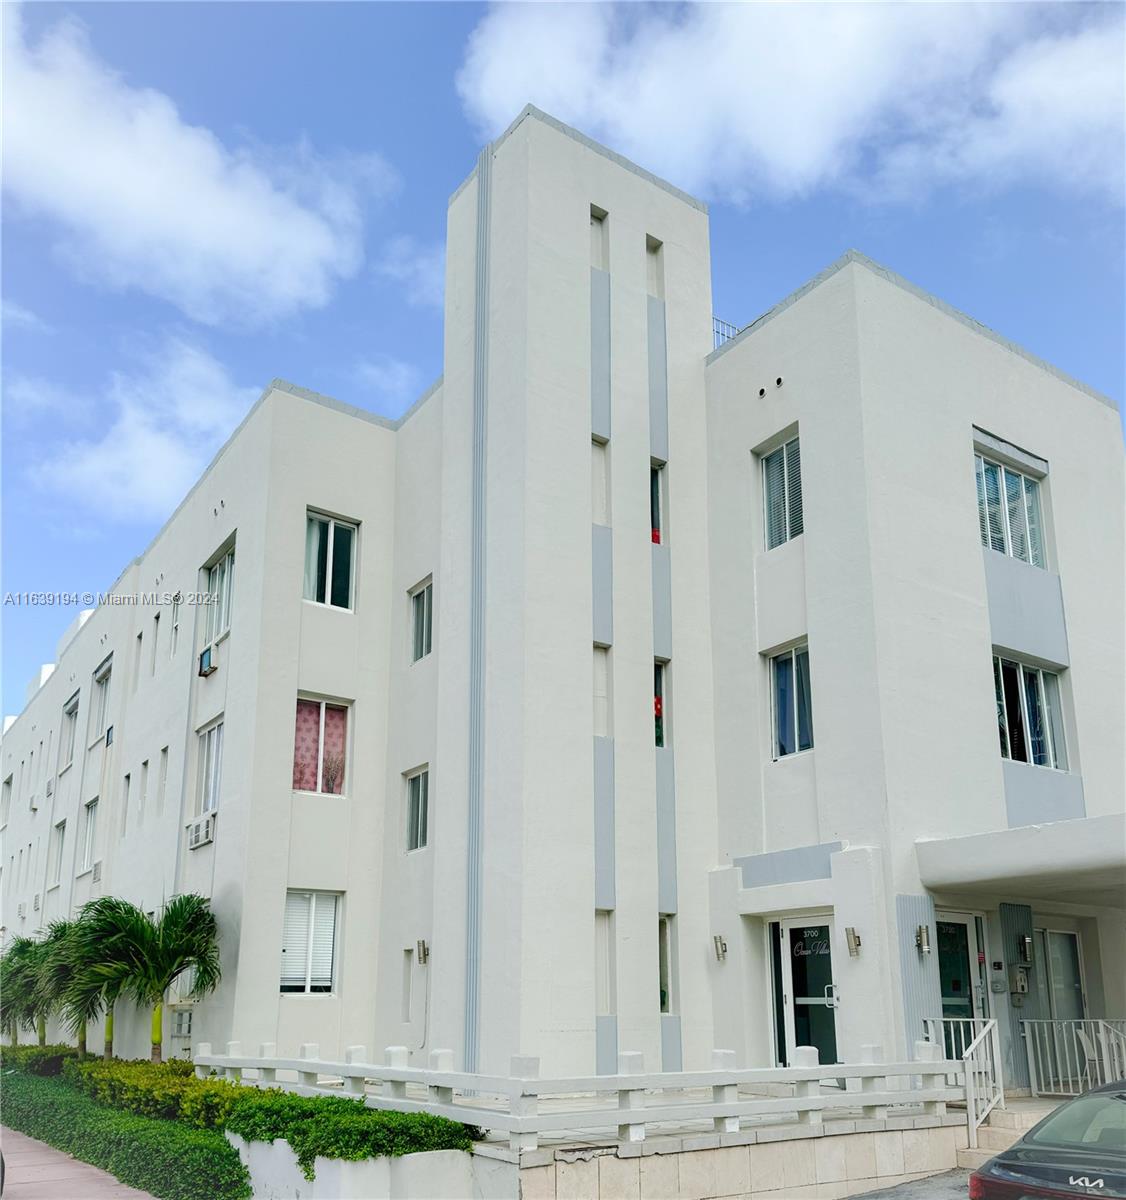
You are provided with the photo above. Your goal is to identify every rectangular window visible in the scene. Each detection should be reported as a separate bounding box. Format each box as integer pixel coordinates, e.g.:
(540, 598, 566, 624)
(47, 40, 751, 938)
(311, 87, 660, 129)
(197, 722, 224, 813)
(1, 776, 11, 826)
(595, 910, 615, 1016)
(304, 513, 356, 609)
(763, 436, 803, 550)
(280, 890, 339, 993)
(49, 820, 66, 885)
(81, 798, 98, 871)
(650, 462, 666, 544)
(292, 699, 348, 795)
(591, 439, 610, 526)
(975, 455, 1046, 568)
(407, 769, 429, 851)
(411, 580, 433, 662)
(204, 547, 235, 645)
(654, 661, 667, 747)
(120, 773, 131, 835)
(171, 1009, 193, 1039)
(994, 655, 1067, 770)
(772, 644, 814, 758)
(157, 747, 169, 812)
(139, 760, 149, 821)
(133, 632, 143, 692)
(92, 656, 112, 741)
(593, 646, 612, 738)
(658, 915, 676, 1013)
(60, 692, 79, 770)
(170, 594, 181, 658)
(150, 614, 160, 674)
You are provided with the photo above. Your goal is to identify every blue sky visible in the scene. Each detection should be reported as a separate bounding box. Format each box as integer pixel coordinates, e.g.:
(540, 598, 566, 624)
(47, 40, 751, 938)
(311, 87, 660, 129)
(3, 1, 1123, 716)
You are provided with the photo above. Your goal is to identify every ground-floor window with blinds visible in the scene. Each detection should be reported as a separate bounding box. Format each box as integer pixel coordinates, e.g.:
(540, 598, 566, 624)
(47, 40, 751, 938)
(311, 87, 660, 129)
(280, 890, 340, 993)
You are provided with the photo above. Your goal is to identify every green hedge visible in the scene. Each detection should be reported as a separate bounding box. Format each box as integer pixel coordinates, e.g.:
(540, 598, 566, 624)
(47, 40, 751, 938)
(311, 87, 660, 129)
(1, 1070, 251, 1200)
(59, 1055, 475, 1180)
(0, 1042, 86, 1076)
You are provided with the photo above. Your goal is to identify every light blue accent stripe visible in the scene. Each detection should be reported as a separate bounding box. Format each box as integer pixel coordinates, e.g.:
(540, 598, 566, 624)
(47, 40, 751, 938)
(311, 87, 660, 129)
(591, 268, 611, 440)
(651, 543, 671, 660)
(660, 1013, 683, 1070)
(464, 144, 492, 1073)
(733, 841, 843, 889)
(895, 894, 942, 1059)
(594, 737, 616, 909)
(656, 747, 677, 913)
(647, 296, 669, 462)
(596, 1014, 618, 1075)
(592, 524, 614, 646)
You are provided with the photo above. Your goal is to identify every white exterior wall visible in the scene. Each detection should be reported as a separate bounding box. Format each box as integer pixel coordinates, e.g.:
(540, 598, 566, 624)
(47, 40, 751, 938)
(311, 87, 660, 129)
(2, 108, 1121, 1078)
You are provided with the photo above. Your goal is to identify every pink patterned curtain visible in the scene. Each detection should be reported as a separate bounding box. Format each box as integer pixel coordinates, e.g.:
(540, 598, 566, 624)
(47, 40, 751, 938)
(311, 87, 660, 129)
(292, 699, 320, 791)
(321, 705, 347, 795)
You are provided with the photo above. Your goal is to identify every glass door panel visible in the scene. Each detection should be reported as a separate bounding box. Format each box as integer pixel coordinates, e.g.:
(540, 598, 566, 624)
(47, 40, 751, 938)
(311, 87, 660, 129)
(783, 921, 838, 1066)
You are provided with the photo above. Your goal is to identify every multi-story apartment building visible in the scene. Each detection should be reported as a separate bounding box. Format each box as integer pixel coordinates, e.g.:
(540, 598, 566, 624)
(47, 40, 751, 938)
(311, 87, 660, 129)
(2, 108, 1122, 1093)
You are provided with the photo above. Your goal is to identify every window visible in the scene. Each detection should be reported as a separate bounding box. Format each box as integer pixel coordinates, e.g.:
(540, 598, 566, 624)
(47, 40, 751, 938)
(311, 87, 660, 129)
(654, 662, 667, 747)
(171, 1009, 193, 1039)
(1, 776, 11, 826)
(975, 455, 1045, 568)
(157, 748, 169, 812)
(593, 647, 612, 738)
(772, 644, 814, 758)
(591, 439, 610, 525)
(198, 722, 224, 813)
(280, 891, 339, 993)
(133, 632, 143, 692)
(304, 514, 356, 609)
(139, 760, 149, 821)
(150, 614, 160, 674)
(407, 769, 429, 851)
(411, 581, 433, 662)
(60, 693, 79, 770)
(204, 548, 235, 645)
(49, 820, 66, 885)
(763, 436, 803, 550)
(658, 915, 676, 1013)
(169, 594, 181, 658)
(292, 699, 348, 795)
(81, 798, 98, 871)
(92, 657, 112, 741)
(993, 656, 1067, 770)
(595, 910, 615, 1016)
(650, 462, 666, 544)
(120, 774, 131, 835)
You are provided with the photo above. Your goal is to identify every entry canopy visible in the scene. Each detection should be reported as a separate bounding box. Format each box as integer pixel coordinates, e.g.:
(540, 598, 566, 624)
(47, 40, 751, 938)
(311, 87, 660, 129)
(916, 813, 1126, 909)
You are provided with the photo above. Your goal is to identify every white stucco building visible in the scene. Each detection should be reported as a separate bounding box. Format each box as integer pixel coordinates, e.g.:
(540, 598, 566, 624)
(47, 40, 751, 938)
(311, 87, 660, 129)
(3, 107, 1123, 1094)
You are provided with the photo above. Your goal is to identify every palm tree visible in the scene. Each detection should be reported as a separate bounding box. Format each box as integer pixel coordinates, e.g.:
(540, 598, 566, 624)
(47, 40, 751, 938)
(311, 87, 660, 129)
(69, 894, 220, 1063)
(37, 920, 92, 1054)
(0, 936, 50, 1045)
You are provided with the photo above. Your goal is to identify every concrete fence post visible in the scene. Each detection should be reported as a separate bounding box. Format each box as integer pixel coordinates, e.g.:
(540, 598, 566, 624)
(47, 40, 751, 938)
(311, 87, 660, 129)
(509, 1055, 540, 1153)
(299, 1043, 320, 1090)
(225, 1041, 243, 1085)
(617, 1051, 646, 1143)
(383, 1045, 409, 1101)
(860, 1043, 888, 1120)
(344, 1045, 368, 1096)
(257, 1042, 277, 1085)
(194, 1042, 212, 1080)
(712, 1049, 739, 1134)
(915, 1039, 947, 1115)
(792, 1045, 822, 1126)
(428, 1048, 455, 1107)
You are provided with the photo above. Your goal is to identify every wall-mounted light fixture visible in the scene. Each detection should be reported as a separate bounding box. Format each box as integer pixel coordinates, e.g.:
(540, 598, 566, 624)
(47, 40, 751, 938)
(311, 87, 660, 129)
(915, 924, 931, 954)
(713, 934, 728, 962)
(1018, 934, 1034, 965)
(416, 939, 430, 965)
(845, 927, 862, 957)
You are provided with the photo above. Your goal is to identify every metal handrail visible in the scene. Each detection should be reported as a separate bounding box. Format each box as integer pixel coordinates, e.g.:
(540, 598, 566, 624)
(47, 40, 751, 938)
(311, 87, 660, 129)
(962, 1019, 1004, 1148)
(1023, 1018, 1126, 1097)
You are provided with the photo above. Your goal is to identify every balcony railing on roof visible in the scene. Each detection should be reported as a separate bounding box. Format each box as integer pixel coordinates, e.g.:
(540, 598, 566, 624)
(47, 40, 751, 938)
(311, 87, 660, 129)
(713, 316, 741, 349)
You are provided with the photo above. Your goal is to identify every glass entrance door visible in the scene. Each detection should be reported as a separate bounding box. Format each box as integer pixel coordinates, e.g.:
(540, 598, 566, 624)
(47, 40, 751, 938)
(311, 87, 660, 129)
(936, 913, 988, 1057)
(781, 919, 838, 1066)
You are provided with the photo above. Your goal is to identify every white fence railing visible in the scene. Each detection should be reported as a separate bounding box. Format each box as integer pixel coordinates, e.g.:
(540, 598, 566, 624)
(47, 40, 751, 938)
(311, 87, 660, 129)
(924, 1017, 1003, 1149)
(1023, 1019, 1126, 1098)
(713, 316, 740, 349)
(194, 1040, 965, 1153)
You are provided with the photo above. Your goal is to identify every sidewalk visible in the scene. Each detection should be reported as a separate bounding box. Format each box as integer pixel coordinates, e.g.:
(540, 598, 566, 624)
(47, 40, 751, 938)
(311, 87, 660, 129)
(1, 1127, 156, 1199)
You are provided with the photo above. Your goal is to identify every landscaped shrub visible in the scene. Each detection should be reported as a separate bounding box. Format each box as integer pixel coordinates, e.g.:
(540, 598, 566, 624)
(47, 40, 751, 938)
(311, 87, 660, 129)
(62, 1056, 218, 1124)
(1, 1070, 251, 1200)
(0, 1042, 86, 1076)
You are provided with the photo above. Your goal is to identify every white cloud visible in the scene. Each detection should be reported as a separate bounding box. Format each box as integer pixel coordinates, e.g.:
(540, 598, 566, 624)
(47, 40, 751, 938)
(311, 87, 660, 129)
(376, 235, 445, 310)
(352, 354, 424, 411)
(27, 337, 258, 522)
(457, 3, 1124, 205)
(2, 7, 397, 327)
(1, 299, 51, 332)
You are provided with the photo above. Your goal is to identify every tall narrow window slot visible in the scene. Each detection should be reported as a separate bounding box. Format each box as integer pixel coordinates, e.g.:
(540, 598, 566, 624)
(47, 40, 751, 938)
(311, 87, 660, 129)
(407, 769, 429, 851)
(595, 910, 615, 1016)
(654, 661, 667, 747)
(593, 646, 612, 738)
(658, 915, 676, 1013)
(591, 439, 610, 526)
(650, 462, 666, 544)
(411, 580, 433, 661)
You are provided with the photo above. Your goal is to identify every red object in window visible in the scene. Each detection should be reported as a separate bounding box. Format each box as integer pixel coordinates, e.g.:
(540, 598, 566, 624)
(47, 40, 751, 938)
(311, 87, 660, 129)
(654, 696, 663, 718)
(652, 528, 661, 544)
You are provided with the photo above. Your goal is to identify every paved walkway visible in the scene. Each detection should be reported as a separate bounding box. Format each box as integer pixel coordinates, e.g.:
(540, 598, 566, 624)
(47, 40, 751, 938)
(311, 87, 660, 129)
(0, 1127, 156, 1199)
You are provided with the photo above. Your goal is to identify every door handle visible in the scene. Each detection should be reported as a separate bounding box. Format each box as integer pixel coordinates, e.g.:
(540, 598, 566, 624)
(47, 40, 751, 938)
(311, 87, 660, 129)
(824, 983, 839, 1009)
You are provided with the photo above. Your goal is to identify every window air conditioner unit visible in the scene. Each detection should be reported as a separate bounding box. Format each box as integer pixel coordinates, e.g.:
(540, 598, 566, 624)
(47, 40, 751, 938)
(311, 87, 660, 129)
(188, 814, 216, 850)
(92, 861, 102, 883)
(198, 645, 218, 677)
(33, 893, 40, 911)
(17, 902, 26, 919)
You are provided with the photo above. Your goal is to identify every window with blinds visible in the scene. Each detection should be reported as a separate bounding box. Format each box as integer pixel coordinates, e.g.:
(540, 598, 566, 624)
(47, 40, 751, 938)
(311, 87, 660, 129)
(280, 890, 339, 993)
(975, 455, 1045, 568)
(992, 655, 1067, 771)
(762, 436, 803, 550)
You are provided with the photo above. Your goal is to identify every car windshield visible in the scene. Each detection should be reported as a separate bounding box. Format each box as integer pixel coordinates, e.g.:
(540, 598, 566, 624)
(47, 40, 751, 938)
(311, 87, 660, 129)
(1028, 1091, 1126, 1151)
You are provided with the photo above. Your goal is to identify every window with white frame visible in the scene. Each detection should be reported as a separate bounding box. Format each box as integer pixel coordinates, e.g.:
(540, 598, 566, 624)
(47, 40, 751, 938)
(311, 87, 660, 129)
(406, 769, 429, 851)
(280, 890, 339, 993)
(975, 455, 1046, 568)
(658, 914, 677, 1014)
(171, 1009, 193, 1039)
(204, 547, 235, 646)
(157, 747, 169, 812)
(304, 513, 356, 609)
(120, 773, 131, 835)
(650, 462, 666, 544)
(49, 820, 66, 885)
(654, 661, 668, 747)
(81, 798, 99, 871)
(411, 580, 433, 661)
(169, 594, 181, 658)
(762, 435, 803, 550)
(292, 698, 348, 795)
(2, 776, 12, 827)
(60, 692, 79, 770)
(197, 721, 224, 813)
(993, 656, 1067, 770)
(91, 657, 112, 742)
(771, 644, 814, 758)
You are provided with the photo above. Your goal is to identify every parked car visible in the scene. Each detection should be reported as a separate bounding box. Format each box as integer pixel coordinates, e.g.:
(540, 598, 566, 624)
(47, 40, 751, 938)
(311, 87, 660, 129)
(970, 1080, 1126, 1198)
